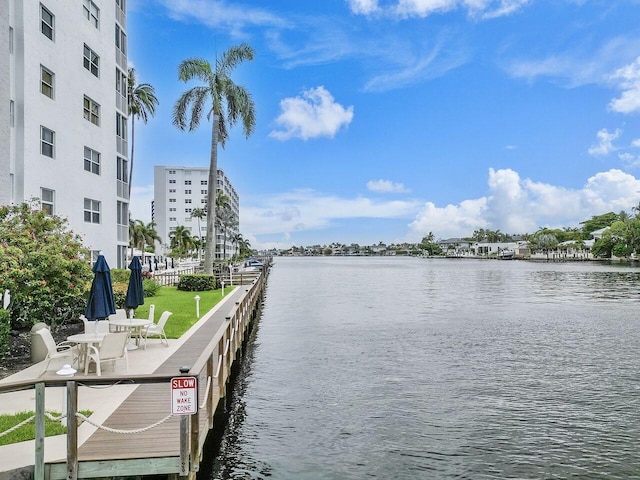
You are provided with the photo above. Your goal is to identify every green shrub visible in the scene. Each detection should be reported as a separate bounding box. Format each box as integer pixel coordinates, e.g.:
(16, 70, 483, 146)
(0, 309, 10, 356)
(112, 283, 127, 309)
(109, 268, 130, 283)
(143, 278, 160, 297)
(0, 201, 93, 330)
(177, 274, 217, 291)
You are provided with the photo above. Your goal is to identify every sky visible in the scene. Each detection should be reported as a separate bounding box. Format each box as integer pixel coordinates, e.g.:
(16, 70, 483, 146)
(127, 0, 640, 250)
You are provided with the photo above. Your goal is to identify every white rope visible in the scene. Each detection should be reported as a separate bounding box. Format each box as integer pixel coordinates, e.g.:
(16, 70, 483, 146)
(214, 354, 222, 379)
(75, 412, 174, 434)
(0, 411, 66, 438)
(199, 376, 212, 409)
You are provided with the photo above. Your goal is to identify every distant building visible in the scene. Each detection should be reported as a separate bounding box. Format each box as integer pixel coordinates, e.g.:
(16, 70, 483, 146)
(153, 166, 239, 260)
(2, 0, 130, 267)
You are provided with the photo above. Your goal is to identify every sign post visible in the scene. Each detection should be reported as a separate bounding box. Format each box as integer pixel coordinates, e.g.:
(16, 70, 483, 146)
(173, 372, 197, 476)
(171, 376, 198, 415)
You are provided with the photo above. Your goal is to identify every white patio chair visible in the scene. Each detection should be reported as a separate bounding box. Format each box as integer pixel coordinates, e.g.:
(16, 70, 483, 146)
(81, 316, 111, 334)
(84, 332, 129, 376)
(140, 311, 172, 349)
(37, 328, 78, 376)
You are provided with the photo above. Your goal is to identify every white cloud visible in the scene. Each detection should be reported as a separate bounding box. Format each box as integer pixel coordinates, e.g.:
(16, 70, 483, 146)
(588, 128, 621, 156)
(367, 179, 411, 193)
(408, 168, 640, 239)
(619, 152, 640, 168)
(347, 0, 529, 19)
(156, 0, 284, 34)
(242, 189, 421, 237)
(347, 0, 380, 15)
(269, 86, 354, 141)
(632, 139, 640, 148)
(608, 56, 640, 114)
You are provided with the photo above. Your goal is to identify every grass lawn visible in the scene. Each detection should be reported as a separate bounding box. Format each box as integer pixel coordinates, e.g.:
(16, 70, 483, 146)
(0, 410, 92, 446)
(130, 285, 236, 339)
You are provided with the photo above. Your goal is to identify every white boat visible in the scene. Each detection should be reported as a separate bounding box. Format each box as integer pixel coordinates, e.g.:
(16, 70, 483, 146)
(498, 249, 515, 260)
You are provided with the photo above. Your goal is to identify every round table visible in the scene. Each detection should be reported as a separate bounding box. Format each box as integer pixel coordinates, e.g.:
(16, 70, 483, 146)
(109, 318, 152, 350)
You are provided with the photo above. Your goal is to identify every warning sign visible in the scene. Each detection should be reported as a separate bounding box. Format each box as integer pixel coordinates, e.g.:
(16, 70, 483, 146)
(171, 376, 198, 415)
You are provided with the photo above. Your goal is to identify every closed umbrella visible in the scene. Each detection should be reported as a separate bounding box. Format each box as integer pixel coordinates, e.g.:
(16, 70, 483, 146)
(124, 256, 144, 318)
(171, 258, 175, 269)
(84, 254, 116, 333)
(148, 258, 153, 273)
(165, 258, 168, 269)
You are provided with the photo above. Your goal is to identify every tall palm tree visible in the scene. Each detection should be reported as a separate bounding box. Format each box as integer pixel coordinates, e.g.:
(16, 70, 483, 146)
(172, 43, 256, 274)
(127, 68, 159, 198)
(216, 203, 238, 262)
(170, 225, 195, 257)
(190, 207, 206, 261)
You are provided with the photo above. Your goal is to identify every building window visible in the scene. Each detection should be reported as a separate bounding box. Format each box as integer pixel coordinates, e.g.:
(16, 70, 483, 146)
(169, 208, 176, 212)
(185, 199, 192, 204)
(116, 113, 127, 140)
(40, 4, 54, 40)
(41, 188, 54, 215)
(83, 0, 99, 28)
(185, 189, 191, 195)
(169, 189, 176, 193)
(116, 0, 126, 13)
(169, 217, 176, 222)
(115, 24, 127, 55)
(169, 179, 176, 184)
(201, 190, 207, 195)
(40, 126, 54, 158)
(201, 180, 207, 185)
(9, 27, 13, 54)
(9, 100, 14, 127)
(40, 65, 54, 98)
(84, 198, 100, 223)
(185, 208, 192, 213)
(185, 180, 192, 185)
(83, 96, 100, 125)
(117, 156, 128, 183)
(84, 146, 100, 175)
(169, 170, 176, 174)
(201, 198, 207, 204)
(169, 199, 176, 203)
(83, 44, 100, 77)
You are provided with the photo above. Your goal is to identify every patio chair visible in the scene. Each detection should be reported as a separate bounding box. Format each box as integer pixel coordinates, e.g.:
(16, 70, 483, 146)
(37, 328, 78, 376)
(80, 316, 111, 334)
(140, 311, 172, 349)
(84, 332, 129, 376)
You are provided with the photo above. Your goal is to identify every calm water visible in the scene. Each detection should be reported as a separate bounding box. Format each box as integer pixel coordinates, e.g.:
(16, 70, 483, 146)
(204, 257, 640, 479)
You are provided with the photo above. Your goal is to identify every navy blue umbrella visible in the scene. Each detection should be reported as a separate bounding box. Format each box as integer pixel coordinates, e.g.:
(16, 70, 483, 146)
(84, 254, 116, 321)
(124, 256, 144, 314)
(148, 258, 153, 273)
(171, 257, 175, 269)
(165, 258, 168, 269)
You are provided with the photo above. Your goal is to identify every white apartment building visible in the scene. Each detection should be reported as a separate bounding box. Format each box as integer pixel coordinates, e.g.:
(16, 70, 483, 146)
(1, 0, 130, 268)
(153, 166, 239, 261)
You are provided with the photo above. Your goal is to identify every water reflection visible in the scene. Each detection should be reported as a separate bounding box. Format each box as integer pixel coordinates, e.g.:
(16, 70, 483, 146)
(201, 258, 640, 479)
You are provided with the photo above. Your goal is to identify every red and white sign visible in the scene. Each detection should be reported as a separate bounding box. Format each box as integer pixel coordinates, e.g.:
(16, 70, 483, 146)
(171, 376, 198, 415)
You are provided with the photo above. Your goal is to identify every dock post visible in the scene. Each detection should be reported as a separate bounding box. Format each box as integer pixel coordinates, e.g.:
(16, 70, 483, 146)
(179, 366, 191, 478)
(34, 382, 45, 480)
(66, 380, 78, 480)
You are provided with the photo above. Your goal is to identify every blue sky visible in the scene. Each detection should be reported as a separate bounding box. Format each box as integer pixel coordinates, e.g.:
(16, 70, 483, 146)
(127, 0, 640, 249)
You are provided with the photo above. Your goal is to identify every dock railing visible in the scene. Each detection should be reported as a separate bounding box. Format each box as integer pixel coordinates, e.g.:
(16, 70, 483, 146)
(0, 270, 267, 480)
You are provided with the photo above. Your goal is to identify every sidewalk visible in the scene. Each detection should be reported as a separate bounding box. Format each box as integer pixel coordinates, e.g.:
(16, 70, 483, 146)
(0, 286, 244, 475)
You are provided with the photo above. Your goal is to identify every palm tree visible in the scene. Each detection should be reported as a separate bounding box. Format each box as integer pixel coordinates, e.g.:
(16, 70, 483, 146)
(170, 225, 195, 257)
(127, 68, 159, 198)
(216, 203, 238, 262)
(190, 208, 206, 261)
(172, 43, 256, 274)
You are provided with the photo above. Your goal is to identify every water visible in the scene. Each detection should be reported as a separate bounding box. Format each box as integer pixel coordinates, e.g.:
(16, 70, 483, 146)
(204, 257, 640, 479)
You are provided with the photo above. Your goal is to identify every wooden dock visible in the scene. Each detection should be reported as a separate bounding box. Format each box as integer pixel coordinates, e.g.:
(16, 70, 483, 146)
(0, 269, 268, 480)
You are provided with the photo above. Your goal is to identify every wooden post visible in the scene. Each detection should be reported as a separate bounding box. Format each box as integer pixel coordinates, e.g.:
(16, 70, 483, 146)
(34, 382, 45, 480)
(179, 367, 190, 478)
(66, 380, 78, 480)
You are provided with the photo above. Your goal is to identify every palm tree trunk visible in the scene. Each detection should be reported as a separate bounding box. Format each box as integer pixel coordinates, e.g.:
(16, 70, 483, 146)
(128, 116, 135, 198)
(203, 114, 219, 274)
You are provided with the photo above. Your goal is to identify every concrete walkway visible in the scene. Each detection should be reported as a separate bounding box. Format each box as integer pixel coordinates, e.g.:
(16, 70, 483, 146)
(0, 286, 246, 476)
